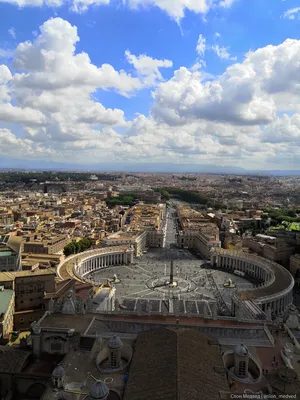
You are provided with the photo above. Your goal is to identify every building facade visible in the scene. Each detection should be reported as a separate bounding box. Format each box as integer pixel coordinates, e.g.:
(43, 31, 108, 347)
(0, 287, 14, 339)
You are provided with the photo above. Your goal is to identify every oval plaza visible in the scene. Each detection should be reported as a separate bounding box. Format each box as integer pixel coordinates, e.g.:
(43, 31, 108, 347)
(58, 243, 294, 319)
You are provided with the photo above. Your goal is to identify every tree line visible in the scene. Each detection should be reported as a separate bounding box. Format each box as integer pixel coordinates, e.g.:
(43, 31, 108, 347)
(63, 238, 93, 256)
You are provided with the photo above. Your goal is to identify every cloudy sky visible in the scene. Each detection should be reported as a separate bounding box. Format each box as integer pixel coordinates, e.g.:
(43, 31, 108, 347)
(0, 0, 300, 171)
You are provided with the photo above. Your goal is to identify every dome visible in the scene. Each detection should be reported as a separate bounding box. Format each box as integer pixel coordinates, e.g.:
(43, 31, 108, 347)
(234, 344, 249, 357)
(52, 365, 65, 378)
(89, 381, 109, 399)
(108, 335, 122, 350)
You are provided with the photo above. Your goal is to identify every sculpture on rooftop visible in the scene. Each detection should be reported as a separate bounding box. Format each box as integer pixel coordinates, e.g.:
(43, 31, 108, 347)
(283, 304, 300, 329)
(30, 321, 41, 335)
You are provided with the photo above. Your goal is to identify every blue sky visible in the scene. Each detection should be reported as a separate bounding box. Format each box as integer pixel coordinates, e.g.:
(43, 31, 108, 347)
(1, 0, 300, 170)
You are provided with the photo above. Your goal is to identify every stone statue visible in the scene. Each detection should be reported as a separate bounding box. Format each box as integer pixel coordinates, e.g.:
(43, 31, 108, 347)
(30, 321, 41, 335)
(54, 299, 62, 313)
(61, 291, 76, 315)
(87, 295, 94, 312)
(136, 301, 142, 316)
(114, 298, 119, 312)
(162, 302, 168, 316)
(203, 302, 208, 318)
(48, 297, 54, 314)
(147, 301, 152, 314)
(266, 307, 272, 322)
(78, 300, 86, 315)
(283, 304, 300, 329)
(89, 288, 94, 299)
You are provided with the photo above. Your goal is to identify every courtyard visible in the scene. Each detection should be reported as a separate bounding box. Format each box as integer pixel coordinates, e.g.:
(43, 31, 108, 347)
(86, 247, 255, 312)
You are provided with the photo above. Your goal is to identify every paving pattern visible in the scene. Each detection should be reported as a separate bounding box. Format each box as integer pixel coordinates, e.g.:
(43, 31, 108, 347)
(86, 247, 255, 316)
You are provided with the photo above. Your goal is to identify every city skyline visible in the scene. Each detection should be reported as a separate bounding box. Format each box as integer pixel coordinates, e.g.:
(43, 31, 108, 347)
(1, 0, 300, 170)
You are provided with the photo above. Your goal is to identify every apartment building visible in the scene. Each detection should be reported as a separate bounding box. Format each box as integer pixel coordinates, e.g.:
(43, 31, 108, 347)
(176, 206, 221, 258)
(23, 234, 69, 254)
(0, 269, 56, 330)
(102, 231, 147, 256)
(243, 234, 294, 267)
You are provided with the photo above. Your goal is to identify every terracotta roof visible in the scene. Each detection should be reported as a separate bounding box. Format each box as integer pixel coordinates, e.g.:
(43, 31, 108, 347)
(123, 327, 229, 400)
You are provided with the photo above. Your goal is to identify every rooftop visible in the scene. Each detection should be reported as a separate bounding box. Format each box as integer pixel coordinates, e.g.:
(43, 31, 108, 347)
(0, 268, 56, 282)
(0, 346, 31, 373)
(123, 327, 229, 400)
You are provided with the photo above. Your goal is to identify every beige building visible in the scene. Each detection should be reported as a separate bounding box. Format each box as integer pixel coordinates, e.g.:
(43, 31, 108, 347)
(14, 272, 56, 313)
(0, 269, 56, 330)
(0, 287, 14, 339)
(24, 234, 69, 254)
(102, 231, 147, 256)
(177, 230, 221, 259)
(176, 206, 221, 259)
(243, 235, 294, 267)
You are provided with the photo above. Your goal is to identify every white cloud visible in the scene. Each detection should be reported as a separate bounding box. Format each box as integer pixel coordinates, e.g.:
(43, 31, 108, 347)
(125, 50, 173, 86)
(215, 32, 221, 38)
(0, 103, 47, 125)
(0, 0, 63, 5)
(151, 66, 274, 126)
(196, 34, 206, 57)
(283, 7, 300, 20)
(211, 44, 236, 60)
(70, 0, 110, 13)
(0, 65, 12, 103)
(0, 0, 238, 18)
(263, 114, 300, 144)
(152, 39, 300, 127)
(127, 0, 210, 21)
(125, 0, 238, 21)
(0, 17, 145, 142)
(0, 0, 109, 12)
(13, 18, 142, 96)
(0, 48, 14, 59)
(8, 27, 16, 39)
(219, 0, 237, 8)
(2, 19, 300, 169)
(191, 60, 206, 71)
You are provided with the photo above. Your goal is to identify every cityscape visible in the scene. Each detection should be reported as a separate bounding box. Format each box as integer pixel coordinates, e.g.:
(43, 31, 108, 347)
(0, 171, 299, 398)
(1, 0, 300, 399)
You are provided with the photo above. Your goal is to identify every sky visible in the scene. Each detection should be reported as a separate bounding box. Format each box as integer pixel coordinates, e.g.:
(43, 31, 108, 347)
(1, 0, 300, 171)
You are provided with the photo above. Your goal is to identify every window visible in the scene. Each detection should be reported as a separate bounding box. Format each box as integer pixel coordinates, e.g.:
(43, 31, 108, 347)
(239, 361, 247, 377)
(20, 318, 24, 322)
(110, 352, 117, 368)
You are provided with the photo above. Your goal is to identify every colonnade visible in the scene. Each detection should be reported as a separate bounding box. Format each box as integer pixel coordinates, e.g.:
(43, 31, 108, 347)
(75, 249, 134, 277)
(211, 251, 294, 316)
(212, 254, 273, 284)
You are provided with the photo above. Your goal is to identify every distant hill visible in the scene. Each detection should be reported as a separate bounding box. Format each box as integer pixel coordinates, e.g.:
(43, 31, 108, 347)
(0, 156, 300, 176)
(0, 157, 246, 174)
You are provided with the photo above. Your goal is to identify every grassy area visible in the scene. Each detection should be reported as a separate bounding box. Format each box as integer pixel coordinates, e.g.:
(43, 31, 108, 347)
(290, 222, 300, 231)
(270, 222, 300, 231)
